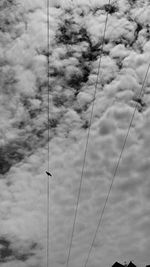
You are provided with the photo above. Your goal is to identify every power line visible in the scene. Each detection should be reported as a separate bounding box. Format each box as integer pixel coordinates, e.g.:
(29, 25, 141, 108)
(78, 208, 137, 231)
(65, 2, 111, 267)
(46, 0, 50, 267)
(82, 61, 150, 267)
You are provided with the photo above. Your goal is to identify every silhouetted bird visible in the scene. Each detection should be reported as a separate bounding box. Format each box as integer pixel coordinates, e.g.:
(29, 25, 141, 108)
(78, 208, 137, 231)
(46, 171, 52, 177)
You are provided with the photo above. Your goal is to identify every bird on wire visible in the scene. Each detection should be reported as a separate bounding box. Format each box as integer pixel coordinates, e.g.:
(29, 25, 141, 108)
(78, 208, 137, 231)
(46, 171, 52, 177)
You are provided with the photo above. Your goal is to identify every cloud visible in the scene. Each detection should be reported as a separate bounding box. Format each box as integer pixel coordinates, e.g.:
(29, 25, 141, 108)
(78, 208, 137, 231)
(0, 0, 150, 266)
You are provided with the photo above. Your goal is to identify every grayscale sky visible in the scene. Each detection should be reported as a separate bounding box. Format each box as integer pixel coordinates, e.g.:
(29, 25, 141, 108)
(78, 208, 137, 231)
(0, 0, 150, 266)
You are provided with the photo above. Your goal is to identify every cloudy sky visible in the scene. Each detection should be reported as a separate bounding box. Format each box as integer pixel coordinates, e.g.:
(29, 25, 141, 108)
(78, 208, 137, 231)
(0, 0, 150, 266)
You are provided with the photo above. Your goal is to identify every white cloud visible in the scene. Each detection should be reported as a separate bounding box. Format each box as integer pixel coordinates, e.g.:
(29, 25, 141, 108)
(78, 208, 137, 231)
(0, 0, 150, 266)
(110, 44, 130, 59)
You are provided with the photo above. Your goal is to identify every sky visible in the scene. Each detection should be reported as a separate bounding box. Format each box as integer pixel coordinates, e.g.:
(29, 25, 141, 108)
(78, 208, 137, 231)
(0, 0, 150, 266)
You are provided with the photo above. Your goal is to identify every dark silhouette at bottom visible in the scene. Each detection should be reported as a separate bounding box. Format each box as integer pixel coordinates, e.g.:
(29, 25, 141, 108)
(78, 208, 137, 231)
(112, 261, 148, 267)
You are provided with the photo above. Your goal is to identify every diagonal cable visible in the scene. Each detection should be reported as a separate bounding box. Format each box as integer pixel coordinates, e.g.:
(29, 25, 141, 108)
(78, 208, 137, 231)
(65, 2, 111, 267)
(82, 61, 150, 267)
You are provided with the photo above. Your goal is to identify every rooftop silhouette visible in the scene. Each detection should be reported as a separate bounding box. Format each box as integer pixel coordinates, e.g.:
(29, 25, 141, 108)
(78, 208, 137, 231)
(112, 262, 125, 267)
(112, 261, 150, 267)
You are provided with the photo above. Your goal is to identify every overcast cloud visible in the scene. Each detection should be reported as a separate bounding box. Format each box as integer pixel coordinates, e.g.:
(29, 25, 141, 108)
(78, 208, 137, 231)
(0, 0, 150, 266)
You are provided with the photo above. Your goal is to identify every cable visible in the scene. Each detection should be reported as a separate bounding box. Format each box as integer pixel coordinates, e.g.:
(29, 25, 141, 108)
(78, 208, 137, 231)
(82, 61, 150, 267)
(65, 2, 111, 267)
(46, 0, 50, 267)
